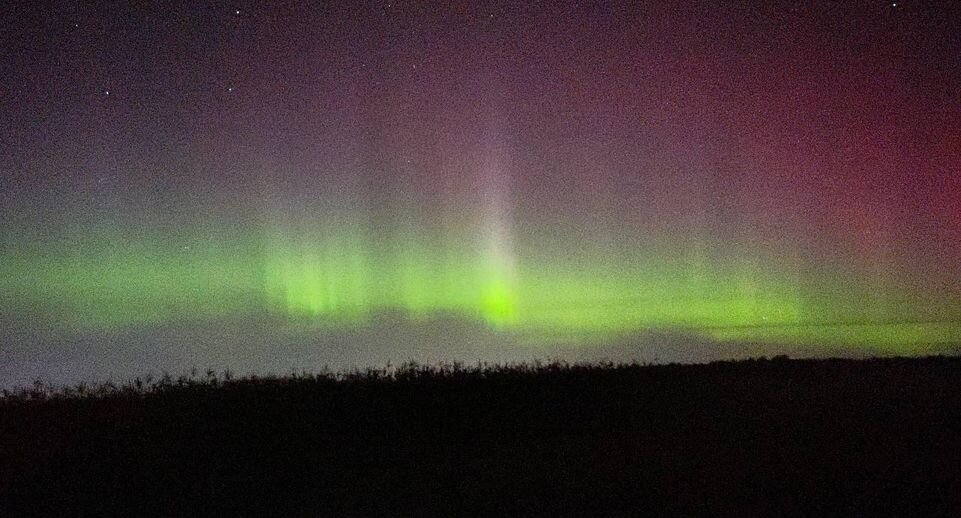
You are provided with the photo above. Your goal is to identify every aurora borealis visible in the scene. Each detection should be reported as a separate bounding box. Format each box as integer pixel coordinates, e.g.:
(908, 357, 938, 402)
(1, 1, 960, 385)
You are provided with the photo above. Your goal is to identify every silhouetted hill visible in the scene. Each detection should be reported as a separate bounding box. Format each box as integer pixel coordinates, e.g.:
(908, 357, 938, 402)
(2, 356, 961, 516)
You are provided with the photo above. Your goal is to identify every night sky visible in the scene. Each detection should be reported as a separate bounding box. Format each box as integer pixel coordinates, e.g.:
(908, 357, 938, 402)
(2, 1, 960, 386)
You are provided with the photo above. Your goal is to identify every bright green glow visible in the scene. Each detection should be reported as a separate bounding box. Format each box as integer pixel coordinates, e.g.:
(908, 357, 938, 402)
(1, 220, 958, 351)
(481, 277, 516, 326)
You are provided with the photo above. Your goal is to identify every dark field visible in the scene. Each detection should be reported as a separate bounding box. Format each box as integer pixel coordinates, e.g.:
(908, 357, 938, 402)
(2, 356, 961, 516)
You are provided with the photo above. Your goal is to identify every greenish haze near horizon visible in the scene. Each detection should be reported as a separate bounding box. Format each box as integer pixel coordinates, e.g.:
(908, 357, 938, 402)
(3, 222, 958, 352)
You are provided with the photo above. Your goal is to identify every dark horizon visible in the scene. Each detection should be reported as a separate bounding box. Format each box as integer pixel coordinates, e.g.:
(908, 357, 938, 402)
(5, 355, 961, 516)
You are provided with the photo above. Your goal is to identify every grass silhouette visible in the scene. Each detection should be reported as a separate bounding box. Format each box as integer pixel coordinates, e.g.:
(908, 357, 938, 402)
(2, 356, 961, 516)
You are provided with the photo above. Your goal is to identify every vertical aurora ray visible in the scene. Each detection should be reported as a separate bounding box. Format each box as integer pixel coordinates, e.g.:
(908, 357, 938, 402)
(477, 136, 518, 327)
(262, 227, 371, 321)
(258, 179, 374, 323)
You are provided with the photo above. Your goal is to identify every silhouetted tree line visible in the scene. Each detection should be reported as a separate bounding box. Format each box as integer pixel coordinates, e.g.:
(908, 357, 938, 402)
(2, 356, 960, 516)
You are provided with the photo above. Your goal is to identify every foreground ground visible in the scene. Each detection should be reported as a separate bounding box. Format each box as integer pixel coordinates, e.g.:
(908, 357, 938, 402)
(2, 356, 960, 516)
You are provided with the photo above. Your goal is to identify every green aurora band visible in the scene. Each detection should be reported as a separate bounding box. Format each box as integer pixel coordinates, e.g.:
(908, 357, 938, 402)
(2, 210, 959, 354)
